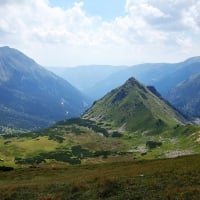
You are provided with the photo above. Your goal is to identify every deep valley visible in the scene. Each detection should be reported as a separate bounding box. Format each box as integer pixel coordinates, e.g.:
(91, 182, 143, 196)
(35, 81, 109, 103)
(0, 47, 200, 199)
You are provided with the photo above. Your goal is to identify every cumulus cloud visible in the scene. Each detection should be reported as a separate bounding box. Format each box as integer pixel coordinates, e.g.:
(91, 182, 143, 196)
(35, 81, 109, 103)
(0, 0, 199, 66)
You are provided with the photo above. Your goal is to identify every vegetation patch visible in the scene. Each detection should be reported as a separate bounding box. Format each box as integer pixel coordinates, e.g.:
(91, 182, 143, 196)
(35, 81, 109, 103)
(0, 166, 14, 171)
(14, 145, 116, 165)
(0, 154, 200, 200)
(146, 141, 162, 149)
(111, 131, 123, 138)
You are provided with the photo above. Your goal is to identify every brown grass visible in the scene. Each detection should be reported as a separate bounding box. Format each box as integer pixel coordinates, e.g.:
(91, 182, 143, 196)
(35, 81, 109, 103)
(0, 154, 200, 199)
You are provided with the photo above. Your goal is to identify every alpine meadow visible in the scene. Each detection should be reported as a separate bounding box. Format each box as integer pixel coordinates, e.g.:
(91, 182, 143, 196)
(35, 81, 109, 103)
(0, 0, 200, 199)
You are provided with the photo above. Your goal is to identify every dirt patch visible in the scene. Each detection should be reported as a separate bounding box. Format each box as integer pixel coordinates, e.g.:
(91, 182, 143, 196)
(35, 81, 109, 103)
(165, 150, 194, 158)
(196, 137, 200, 143)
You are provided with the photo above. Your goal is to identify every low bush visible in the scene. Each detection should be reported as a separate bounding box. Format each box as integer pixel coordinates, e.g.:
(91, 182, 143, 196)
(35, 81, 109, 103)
(146, 141, 162, 149)
(0, 166, 14, 171)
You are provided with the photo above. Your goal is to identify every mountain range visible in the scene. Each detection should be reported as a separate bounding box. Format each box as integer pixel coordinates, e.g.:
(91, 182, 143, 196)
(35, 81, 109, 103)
(168, 73, 200, 118)
(0, 47, 200, 200)
(50, 57, 200, 119)
(85, 57, 200, 101)
(1, 76, 199, 168)
(1, 45, 200, 132)
(0, 46, 90, 131)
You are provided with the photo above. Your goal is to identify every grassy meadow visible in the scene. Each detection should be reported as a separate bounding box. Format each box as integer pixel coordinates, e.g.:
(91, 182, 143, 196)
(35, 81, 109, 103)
(0, 119, 200, 199)
(0, 119, 200, 167)
(0, 154, 200, 199)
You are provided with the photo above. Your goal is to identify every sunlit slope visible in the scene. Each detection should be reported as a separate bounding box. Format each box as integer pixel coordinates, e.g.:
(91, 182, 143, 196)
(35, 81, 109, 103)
(83, 77, 187, 134)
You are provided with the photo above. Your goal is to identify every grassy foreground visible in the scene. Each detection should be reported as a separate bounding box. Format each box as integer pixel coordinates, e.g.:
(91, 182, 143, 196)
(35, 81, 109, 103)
(0, 154, 200, 200)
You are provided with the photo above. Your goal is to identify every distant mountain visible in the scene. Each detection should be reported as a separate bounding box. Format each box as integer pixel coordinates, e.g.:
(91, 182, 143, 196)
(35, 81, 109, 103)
(0, 46, 90, 131)
(84, 57, 200, 101)
(155, 56, 200, 97)
(84, 62, 181, 100)
(48, 65, 127, 93)
(83, 77, 186, 134)
(168, 73, 200, 118)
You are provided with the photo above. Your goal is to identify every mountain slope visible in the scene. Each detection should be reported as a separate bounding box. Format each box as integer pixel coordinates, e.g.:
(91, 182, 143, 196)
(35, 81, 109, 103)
(1, 78, 199, 168)
(83, 77, 186, 134)
(85, 63, 181, 100)
(155, 56, 200, 97)
(84, 57, 200, 101)
(168, 73, 200, 118)
(0, 46, 90, 131)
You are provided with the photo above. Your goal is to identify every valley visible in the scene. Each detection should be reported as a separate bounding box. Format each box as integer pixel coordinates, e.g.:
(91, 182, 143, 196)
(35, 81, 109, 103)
(0, 47, 200, 199)
(1, 0, 200, 199)
(1, 77, 200, 168)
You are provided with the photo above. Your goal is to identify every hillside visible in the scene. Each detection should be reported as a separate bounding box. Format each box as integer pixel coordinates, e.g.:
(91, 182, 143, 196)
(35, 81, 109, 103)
(1, 77, 200, 168)
(83, 77, 186, 134)
(85, 62, 180, 100)
(168, 73, 200, 118)
(1, 116, 200, 168)
(0, 46, 90, 131)
(82, 57, 200, 103)
(48, 57, 200, 119)
(155, 56, 200, 97)
(0, 155, 200, 200)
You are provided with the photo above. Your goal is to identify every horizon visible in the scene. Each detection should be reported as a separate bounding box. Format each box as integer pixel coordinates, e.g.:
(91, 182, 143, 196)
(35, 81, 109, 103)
(1, 45, 199, 68)
(0, 0, 200, 67)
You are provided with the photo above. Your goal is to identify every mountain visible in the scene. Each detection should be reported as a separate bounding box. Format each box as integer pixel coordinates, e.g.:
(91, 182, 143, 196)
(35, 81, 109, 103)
(48, 65, 127, 93)
(168, 73, 200, 118)
(155, 56, 200, 97)
(84, 62, 181, 100)
(84, 57, 200, 101)
(1, 77, 199, 169)
(0, 46, 90, 131)
(48, 56, 200, 119)
(83, 77, 187, 134)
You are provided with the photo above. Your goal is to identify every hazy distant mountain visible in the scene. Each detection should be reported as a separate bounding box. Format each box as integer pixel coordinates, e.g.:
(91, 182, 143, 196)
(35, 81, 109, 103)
(0, 46, 90, 130)
(155, 57, 200, 97)
(85, 63, 180, 100)
(168, 73, 200, 118)
(48, 65, 127, 92)
(84, 57, 200, 101)
(83, 77, 186, 133)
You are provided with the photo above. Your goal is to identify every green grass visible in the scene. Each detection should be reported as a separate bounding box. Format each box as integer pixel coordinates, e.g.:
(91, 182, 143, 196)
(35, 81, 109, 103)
(0, 154, 200, 199)
(0, 116, 200, 199)
(0, 136, 59, 167)
(0, 119, 200, 167)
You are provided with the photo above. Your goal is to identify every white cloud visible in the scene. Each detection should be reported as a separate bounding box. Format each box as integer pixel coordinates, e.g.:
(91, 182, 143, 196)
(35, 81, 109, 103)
(182, 1, 200, 32)
(0, 0, 200, 66)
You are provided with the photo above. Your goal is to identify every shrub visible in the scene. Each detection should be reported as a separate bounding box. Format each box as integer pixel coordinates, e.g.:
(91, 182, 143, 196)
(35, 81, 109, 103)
(0, 166, 14, 171)
(111, 131, 123, 138)
(146, 141, 162, 149)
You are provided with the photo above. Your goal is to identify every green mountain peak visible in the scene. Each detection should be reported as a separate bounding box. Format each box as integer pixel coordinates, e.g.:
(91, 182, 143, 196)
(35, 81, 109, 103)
(83, 77, 187, 134)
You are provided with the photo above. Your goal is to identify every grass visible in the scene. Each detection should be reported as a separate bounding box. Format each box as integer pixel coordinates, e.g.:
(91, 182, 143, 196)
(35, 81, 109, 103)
(0, 154, 200, 199)
(0, 120, 200, 167)
(0, 118, 200, 199)
(0, 136, 59, 167)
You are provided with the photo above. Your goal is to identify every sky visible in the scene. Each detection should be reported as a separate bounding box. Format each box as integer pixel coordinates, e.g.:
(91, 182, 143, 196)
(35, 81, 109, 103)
(0, 0, 200, 67)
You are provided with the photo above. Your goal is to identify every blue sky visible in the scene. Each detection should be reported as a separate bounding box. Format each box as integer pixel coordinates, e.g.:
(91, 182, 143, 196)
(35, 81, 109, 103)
(49, 0, 125, 20)
(0, 0, 200, 66)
